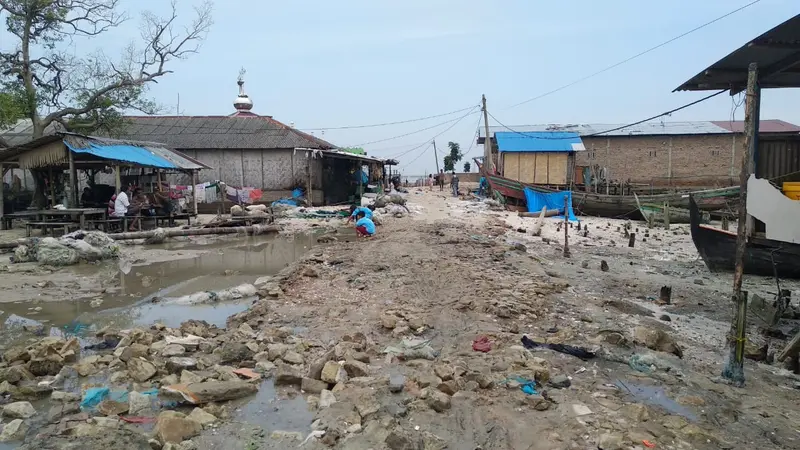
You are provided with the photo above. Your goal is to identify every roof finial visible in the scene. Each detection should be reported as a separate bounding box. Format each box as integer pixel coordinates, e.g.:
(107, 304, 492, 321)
(234, 67, 253, 112)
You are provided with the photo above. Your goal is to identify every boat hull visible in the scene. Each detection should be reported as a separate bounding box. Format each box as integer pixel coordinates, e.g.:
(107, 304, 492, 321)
(688, 196, 800, 279)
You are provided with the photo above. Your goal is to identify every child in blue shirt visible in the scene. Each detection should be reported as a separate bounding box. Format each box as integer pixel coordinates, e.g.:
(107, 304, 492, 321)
(354, 211, 376, 237)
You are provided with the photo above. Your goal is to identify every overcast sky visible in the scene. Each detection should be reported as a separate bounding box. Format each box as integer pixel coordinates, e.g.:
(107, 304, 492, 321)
(6, 0, 800, 176)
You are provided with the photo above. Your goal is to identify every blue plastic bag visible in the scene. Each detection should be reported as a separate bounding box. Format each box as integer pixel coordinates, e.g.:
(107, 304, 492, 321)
(80, 387, 109, 409)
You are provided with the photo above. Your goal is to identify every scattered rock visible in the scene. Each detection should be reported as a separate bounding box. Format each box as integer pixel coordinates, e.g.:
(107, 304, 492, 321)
(343, 359, 369, 378)
(127, 358, 157, 382)
(3, 401, 36, 419)
(633, 327, 683, 358)
(282, 351, 304, 365)
(319, 390, 337, 408)
(600, 260, 609, 272)
(219, 342, 254, 364)
(659, 314, 672, 322)
(597, 432, 625, 450)
(28, 358, 64, 377)
(425, 389, 451, 412)
(166, 357, 199, 374)
(525, 394, 551, 411)
(385, 428, 423, 450)
(270, 430, 304, 441)
(51, 391, 81, 403)
(97, 400, 129, 416)
(321, 361, 348, 384)
(548, 374, 571, 389)
(0, 418, 27, 441)
(128, 391, 153, 415)
(155, 412, 202, 444)
(389, 374, 405, 393)
(302, 377, 329, 394)
(180, 370, 205, 384)
(162, 381, 258, 404)
(275, 365, 303, 386)
(161, 344, 186, 357)
(187, 408, 217, 427)
(433, 364, 454, 381)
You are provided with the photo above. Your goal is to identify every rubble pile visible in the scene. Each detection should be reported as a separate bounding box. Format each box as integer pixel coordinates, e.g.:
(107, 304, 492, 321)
(11, 230, 120, 266)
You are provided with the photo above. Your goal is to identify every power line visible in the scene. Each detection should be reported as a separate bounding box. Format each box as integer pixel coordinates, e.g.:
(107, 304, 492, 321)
(351, 105, 480, 148)
(298, 105, 478, 131)
(503, 0, 762, 110)
(393, 105, 481, 164)
(462, 114, 484, 156)
(489, 90, 727, 139)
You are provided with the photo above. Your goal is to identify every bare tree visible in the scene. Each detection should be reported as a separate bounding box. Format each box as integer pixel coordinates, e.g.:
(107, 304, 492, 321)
(0, 0, 213, 137)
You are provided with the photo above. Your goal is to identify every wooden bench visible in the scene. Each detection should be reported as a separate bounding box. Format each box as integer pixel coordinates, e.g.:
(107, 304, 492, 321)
(26, 221, 80, 237)
(86, 218, 124, 232)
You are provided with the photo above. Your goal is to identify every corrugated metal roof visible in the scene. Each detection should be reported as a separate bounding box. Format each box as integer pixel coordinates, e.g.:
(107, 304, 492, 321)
(118, 115, 337, 150)
(0, 119, 62, 146)
(63, 134, 208, 170)
(676, 14, 800, 92)
(0, 133, 209, 171)
(495, 131, 585, 152)
(711, 120, 800, 133)
(482, 120, 800, 138)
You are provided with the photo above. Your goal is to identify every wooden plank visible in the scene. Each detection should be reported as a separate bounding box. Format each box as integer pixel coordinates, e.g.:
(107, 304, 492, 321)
(777, 330, 800, 362)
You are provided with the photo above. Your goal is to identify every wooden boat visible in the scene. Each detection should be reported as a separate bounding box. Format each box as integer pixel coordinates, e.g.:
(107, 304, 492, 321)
(688, 196, 800, 279)
(475, 159, 738, 219)
(633, 192, 709, 225)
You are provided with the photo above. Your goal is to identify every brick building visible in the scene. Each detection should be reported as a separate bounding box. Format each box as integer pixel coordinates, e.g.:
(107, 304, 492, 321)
(482, 120, 800, 188)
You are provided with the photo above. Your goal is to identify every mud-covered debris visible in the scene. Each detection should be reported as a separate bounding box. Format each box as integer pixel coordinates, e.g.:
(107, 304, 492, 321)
(633, 327, 683, 358)
(155, 411, 202, 444)
(161, 381, 258, 404)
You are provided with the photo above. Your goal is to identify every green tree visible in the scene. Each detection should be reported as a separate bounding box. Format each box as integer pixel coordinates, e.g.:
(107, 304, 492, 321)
(463, 161, 471, 172)
(442, 141, 462, 172)
(0, 87, 27, 129)
(0, 0, 213, 205)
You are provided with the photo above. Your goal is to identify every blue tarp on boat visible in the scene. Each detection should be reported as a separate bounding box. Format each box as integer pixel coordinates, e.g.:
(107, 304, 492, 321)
(523, 188, 578, 222)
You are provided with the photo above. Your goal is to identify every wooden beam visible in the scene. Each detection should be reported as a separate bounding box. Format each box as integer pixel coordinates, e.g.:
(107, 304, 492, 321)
(759, 50, 800, 81)
(68, 148, 78, 208)
(192, 170, 199, 216)
(748, 39, 800, 50)
(0, 164, 5, 230)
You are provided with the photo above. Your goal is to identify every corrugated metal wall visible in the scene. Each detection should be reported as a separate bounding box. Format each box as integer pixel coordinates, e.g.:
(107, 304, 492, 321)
(757, 137, 800, 183)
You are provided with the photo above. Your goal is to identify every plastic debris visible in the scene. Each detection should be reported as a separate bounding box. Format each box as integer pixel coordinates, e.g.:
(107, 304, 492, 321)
(521, 336, 595, 361)
(472, 335, 492, 353)
(232, 368, 261, 380)
(161, 284, 257, 305)
(81, 387, 110, 410)
(504, 376, 537, 395)
(383, 338, 438, 360)
(643, 440, 656, 448)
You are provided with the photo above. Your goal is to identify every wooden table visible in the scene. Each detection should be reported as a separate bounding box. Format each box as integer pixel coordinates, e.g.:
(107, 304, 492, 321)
(1, 211, 39, 230)
(22, 208, 108, 236)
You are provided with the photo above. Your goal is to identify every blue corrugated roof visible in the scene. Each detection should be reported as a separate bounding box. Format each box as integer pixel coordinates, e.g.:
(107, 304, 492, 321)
(64, 140, 178, 169)
(495, 131, 585, 152)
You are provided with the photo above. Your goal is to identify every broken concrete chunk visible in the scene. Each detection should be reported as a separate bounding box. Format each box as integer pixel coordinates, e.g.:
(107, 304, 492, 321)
(320, 361, 348, 384)
(161, 381, 258, 404)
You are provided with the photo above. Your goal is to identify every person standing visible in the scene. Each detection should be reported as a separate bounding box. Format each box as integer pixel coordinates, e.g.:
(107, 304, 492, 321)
(450, 171, 460, 197)
(438, 169, 445, 191)
(113, 186, 130, 217)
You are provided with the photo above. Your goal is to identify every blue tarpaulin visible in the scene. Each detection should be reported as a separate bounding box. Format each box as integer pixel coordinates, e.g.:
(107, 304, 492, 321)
(524, 188, 578, 222)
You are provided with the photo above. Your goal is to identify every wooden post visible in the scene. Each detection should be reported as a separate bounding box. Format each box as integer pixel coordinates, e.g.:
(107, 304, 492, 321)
(68, 149, 78, 208)
(721, 216, 729, 231)
(562, 196, 570, 258)
(628, 233, 636, 248)
(0, 164, 5, 230)
(307, 151, 313, 206)
(48, 167, 56, 207)
(191, 170, 198, 216)
(481, 94, 494, 196)
(114, 166, 121, 192)
(663, 201, 670, 230)
(723, 62, 758, 387)
(530, 206, 547, 237)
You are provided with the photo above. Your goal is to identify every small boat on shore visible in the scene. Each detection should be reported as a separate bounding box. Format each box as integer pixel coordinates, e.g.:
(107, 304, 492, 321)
(633, 193, 709, 225)
(475, 159, 739, 219)
(688, 196, 800, 279)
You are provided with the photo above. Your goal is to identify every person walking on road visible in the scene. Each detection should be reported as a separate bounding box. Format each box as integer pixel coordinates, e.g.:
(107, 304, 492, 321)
(450, 171, 459, 197)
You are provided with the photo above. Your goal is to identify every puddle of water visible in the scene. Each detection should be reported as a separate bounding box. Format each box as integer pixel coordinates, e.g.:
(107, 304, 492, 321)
(233, 382, 314, 433)
(0, 233, 317, 343)
(615, 379, 698, 421)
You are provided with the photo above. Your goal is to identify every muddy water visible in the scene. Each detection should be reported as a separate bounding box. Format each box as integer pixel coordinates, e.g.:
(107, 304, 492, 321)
(0, 233, 317, 342)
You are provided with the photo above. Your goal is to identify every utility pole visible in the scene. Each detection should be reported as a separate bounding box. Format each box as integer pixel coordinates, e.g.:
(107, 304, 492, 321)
(432, 140, 440, 174)
(482, 95, 494, 195)
(722, 62, 759, 387)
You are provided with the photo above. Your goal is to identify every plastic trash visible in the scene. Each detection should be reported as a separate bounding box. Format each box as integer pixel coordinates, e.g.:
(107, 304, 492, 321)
(383, 338, 438, 360)
(81, 387, 110, 410)
(503, 376, 537, 395)
(472, 336, 492, 353)
(521, 336, 596, 361)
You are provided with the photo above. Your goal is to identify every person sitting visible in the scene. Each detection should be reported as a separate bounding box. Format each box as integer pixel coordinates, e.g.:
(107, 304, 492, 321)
(107, 194, 117, 217)
(346, 204, 374, 223)
(354, 211, 375, 238)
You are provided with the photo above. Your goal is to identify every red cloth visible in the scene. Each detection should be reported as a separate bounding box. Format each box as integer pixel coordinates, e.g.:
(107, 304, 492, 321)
(356, 225, 369, 236)
(472, 335, 492, 352)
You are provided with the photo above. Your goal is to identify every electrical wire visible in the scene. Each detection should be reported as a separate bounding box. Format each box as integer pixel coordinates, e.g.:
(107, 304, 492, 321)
(488, 89, 727, 139)
(298, 105, 478, 131)
(462, 114, 484, 156)
(350, 105, 480, 148)
(503, 0, 762, 110)
(392, 105, 482, 165)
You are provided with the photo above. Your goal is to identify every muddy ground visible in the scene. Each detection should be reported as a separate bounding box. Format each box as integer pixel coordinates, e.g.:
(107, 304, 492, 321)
(0, 190, 799, 450)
